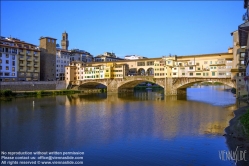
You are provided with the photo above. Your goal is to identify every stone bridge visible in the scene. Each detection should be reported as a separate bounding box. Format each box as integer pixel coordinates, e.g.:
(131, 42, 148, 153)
(69, 76, 236, 95)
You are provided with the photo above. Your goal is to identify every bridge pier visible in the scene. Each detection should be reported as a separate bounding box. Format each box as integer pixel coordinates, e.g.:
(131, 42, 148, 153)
(164, 78, 177, 95)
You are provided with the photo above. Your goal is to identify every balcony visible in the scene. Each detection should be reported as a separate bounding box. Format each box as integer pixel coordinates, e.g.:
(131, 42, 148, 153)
(27, 64, 32, 67)
(34, 53, 39, 56)
(27, 70, 32, 72)
(19, 56, 25, 60)
(19, 63, 24, 66)
(19, 51, 24, 55)
(34, 70, 39, 72)
(34, 64, 39, 67)
(34, 59, 38, 62)
(19, 69, 25, 72)
(26, 52, 32, 56)
(27, 58, 32, 61)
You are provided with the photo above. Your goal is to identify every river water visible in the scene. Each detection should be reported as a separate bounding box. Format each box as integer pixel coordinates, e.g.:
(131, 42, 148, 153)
(1, 86, 241, 165)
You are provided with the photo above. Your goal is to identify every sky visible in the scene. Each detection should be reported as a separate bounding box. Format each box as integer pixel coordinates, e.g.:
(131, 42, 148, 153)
(1, 1, 245, 58)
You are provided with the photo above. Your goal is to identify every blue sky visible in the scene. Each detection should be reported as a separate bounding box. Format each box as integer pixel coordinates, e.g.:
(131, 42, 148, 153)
(1, 1, 244, 58)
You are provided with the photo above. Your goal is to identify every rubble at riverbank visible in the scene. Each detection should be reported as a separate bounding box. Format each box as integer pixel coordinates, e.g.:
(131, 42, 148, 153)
(224, 105, 249, 166)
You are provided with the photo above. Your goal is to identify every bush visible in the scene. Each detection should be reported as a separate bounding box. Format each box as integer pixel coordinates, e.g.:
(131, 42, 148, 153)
(231, 88, 236, 94)
(0, 89, 13, 97)
(240, 109, 249, 134)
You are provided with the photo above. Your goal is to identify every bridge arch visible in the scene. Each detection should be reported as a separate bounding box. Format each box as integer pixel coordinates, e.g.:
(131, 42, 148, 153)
(172, 78, 236, 95)
(117, 77, 165, 92)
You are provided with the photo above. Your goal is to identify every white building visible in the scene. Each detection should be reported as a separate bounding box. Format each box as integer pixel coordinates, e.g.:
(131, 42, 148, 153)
(56, 48, 70, 80)
(124, 55, 147, 60)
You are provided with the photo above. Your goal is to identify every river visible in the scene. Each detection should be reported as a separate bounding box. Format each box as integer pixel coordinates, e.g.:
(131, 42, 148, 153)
(1, 86, 240, 165)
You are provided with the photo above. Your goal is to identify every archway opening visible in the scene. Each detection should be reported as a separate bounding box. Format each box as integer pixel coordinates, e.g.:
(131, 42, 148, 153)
(146, 68, 154, 76)
(137, 68, 145, 76)
(176, 81, 234, 96)
(78, 82, 107, 93)
(118, 80, 164, 93)
(128, 68, 137, 76)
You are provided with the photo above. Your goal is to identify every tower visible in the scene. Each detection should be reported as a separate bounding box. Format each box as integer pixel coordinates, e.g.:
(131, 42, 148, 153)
(61, 31, 69, 50)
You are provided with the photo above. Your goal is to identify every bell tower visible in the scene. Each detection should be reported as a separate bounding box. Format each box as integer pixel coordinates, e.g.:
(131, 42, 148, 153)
(61, 31, 69, 50)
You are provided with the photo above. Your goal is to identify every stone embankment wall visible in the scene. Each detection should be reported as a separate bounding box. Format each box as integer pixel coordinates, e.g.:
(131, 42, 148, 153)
(0, 81, 66, 91)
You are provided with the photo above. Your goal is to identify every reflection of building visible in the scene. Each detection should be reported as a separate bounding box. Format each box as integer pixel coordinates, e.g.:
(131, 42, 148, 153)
(94, 52, 124, 62)
(0, 36, 40, 81)
(124, 55, 147, 60)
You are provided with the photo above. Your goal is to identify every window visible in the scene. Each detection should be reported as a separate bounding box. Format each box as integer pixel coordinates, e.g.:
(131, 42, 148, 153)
(204, 61, 208, 64)
(240, 53, 245, 58)
(196, 73, 201, 76)
(12, 55, 15, 60)
(0, 59, 1, 63)
(189, 73, 193, 76)
(189, 67, 193, 70)
(12, 67, 15, 71)
(6, 66, 9, 70)
(6, 60, 9, 64)
(182, 73, 185, 75)
(0, 66, 1, 70)
(212, 72, 215, 76)
(241, 61, 245, 65)
(4, 73, 9, 76)
(12, 73, 15, 76)
(147, 61, 154, 66)
(6, 54, 9, 58)
(137, 62, 145, 66)
(12, 61, 15, 66)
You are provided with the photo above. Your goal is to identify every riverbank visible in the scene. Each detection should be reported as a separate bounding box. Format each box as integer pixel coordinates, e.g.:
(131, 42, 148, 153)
(224, 105, 249, 166)
(0, 89, 81, 101)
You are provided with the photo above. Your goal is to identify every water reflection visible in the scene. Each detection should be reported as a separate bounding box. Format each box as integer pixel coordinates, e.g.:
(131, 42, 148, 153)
(1, 86, 239, 165)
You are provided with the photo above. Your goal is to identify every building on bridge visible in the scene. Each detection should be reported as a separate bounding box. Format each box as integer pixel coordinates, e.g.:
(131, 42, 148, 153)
(65, 51, 240, 95)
